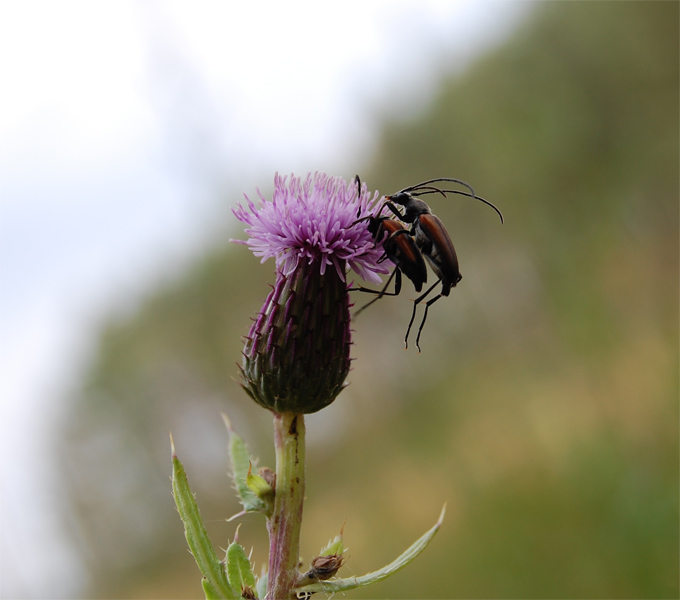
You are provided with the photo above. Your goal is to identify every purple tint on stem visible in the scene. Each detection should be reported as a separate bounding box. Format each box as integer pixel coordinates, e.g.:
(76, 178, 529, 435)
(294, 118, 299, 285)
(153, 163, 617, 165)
(267, 412, 306, 599)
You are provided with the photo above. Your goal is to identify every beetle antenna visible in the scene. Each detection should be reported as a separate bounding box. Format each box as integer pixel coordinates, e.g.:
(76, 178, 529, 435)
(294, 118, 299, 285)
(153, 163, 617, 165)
(428, 187, 504, 224)
(399, 177, 476, 199)
(408, 185, 449, 199)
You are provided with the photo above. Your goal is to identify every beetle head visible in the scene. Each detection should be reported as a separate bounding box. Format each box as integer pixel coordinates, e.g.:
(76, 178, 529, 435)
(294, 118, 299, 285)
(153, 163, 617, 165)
(385, 191, 411, 206)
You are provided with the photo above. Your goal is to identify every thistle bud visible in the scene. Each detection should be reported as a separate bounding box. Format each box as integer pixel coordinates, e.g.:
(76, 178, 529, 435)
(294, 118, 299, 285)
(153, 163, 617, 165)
(240, 260, 351, 413)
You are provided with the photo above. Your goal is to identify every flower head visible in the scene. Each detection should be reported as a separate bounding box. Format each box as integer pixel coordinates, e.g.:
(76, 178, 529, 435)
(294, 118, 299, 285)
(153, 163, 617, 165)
(233, 172, 388, 284)
(232, 172, 386, 414)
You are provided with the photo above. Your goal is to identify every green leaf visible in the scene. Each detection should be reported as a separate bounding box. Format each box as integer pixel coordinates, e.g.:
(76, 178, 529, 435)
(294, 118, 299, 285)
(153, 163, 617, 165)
(223, 413, 268, 515)
(295, 505, 446, 596)
(246, 467, 274, 499)
(255, 572, 267, 600)
(319, 533, 345, 557)
(226, 538, 256, 593)
(171, 436, 236, 600)
(201, 578, 221, 600)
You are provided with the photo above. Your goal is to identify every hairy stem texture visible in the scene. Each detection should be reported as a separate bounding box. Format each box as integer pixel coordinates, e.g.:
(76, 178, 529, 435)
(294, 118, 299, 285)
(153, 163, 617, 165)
(267, 412, 306, 599)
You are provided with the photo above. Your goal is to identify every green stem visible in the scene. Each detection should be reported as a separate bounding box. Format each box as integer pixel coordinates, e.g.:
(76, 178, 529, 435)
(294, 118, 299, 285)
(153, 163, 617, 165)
(267, 412, 306, 599)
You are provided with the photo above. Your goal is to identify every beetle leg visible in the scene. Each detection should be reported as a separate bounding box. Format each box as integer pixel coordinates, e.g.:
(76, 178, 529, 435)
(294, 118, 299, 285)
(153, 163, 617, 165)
(404, 280, 440, 350)
(382, 201, 405, 220)
(394, 267, 403, 295)
(350, 268, 403, 317)
(414, 293, 444, 352)
(384, 228, 412, 242)
(379, 227, 413, 254)
(376, 228, 410, 263)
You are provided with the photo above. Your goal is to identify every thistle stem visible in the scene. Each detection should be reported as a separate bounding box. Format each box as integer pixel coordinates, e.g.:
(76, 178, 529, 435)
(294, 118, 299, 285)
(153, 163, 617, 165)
(267, 412, 306, 598)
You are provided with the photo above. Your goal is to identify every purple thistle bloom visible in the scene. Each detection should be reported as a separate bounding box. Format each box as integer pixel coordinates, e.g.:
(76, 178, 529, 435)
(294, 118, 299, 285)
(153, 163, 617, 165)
(232, 172, 386, 414)
(233, 172, 388, 284)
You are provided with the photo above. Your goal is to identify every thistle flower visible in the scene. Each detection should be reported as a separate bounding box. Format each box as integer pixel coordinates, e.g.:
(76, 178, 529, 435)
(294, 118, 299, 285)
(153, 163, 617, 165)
(233, 172, 387, 414)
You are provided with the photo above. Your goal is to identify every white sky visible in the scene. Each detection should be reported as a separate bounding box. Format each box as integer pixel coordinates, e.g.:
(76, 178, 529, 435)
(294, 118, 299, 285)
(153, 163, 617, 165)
(0, 1, 528, 597)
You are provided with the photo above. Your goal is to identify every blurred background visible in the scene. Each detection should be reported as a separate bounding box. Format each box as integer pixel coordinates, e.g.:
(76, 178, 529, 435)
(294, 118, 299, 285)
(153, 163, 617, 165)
(1, 1, 677, 598)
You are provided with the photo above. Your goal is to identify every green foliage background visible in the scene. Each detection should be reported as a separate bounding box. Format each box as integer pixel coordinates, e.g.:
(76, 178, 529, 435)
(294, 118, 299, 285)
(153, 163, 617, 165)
(60, 2, 678, 598)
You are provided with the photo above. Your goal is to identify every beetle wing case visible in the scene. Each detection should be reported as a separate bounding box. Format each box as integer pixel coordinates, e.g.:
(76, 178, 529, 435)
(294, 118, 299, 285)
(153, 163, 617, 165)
(381, 220, 427, 292)
(415, 214, 461, 295)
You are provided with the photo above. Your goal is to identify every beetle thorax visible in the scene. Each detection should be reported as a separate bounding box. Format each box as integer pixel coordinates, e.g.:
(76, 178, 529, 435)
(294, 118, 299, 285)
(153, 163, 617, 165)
(399, 196, 432, 223)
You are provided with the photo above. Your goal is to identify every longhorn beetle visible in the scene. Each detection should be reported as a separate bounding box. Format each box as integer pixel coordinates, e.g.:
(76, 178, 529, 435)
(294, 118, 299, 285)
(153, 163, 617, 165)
(384, 177, 504, 351)
(349, 176, 428, 317)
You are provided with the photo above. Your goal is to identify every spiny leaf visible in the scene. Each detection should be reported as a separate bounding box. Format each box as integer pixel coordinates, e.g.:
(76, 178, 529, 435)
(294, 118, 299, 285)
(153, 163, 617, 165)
(319, 532, 345, 557)
(295, 505, 446, 595)
(223, 413, 268, 514)
(226, 538, 256, 593)
(171, 436, 236, 600)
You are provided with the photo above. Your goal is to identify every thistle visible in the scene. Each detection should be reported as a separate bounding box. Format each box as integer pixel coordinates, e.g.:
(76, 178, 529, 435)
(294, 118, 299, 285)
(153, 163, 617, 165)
(171, 173, 445, 600)
(233, 172, 386, 414)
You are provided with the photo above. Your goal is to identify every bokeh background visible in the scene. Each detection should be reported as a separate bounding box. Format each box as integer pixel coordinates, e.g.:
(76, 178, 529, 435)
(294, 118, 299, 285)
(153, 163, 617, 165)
(1, 1, 678, 599)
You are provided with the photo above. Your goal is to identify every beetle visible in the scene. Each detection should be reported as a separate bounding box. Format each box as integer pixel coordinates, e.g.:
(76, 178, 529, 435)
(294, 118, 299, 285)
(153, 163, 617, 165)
(349, 176, 428, 317)
(383, 177, 504, 351)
